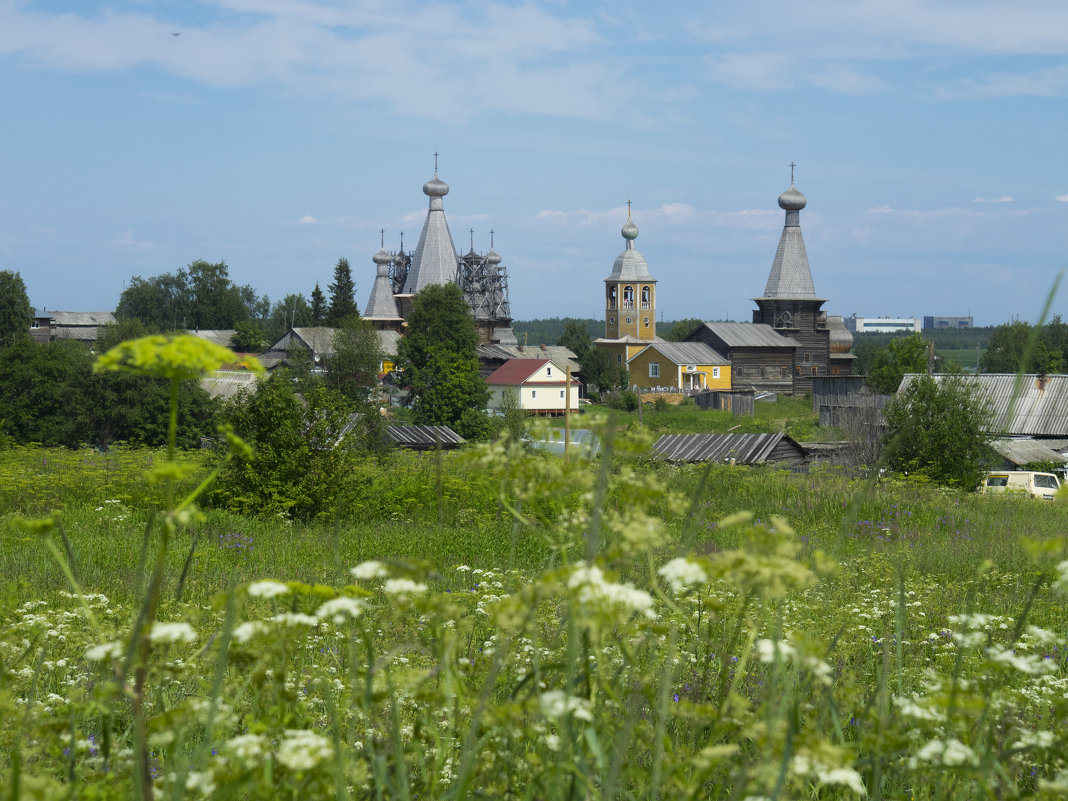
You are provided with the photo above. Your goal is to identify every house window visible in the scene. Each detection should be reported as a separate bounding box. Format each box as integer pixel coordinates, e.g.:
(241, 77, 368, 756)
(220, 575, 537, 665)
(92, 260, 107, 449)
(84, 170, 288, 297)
(641, 286, 650, 309)
(531, 390, 537, 399)
(609, 316, 616, 325)
(804, 352, 811, 363)
(781, 367, 789, 378)
(559, 390, 565, 399)
(643, 316, 649, 326)
(623, 285, 634, 309)
(811, 366, 818, 375)
(649, 362, 660, 378)
(546, 366, 552, 377)
(626, 316, 632, 325)
(617, 354, 622, 363)
(712, 367, 720, 379)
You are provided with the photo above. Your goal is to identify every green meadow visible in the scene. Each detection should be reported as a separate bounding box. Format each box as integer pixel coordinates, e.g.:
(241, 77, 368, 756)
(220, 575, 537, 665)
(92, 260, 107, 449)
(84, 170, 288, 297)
(3, 427, 1068, 799)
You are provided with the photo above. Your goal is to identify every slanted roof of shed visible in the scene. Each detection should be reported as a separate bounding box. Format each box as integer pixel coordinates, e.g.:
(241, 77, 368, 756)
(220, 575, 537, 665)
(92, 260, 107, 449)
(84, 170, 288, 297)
(988, 439, 1068, 466)
(51, 311, 117, 326)
(387, 425, 465, 450)
(188, 329, 237, 348)
(486, 358, 551, 385)
(288, 327, 338, 357)
(695, 322, 800, 349)
(899, 373, 1068, 438)
(652, 432, 806, 464)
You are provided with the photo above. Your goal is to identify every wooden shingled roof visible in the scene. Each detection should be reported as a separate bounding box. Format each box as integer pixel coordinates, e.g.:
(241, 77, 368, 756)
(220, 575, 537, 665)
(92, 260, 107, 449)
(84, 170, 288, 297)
(652, 432, 807, 466)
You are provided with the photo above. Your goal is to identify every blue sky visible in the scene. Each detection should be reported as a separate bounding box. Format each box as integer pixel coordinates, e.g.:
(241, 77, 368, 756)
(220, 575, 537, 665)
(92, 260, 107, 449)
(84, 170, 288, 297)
(2, 0, 1067, 327)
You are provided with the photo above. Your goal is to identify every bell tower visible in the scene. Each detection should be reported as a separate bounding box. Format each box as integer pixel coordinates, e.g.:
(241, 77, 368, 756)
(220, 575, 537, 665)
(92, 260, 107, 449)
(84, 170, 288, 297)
(604, 203, 656, 341)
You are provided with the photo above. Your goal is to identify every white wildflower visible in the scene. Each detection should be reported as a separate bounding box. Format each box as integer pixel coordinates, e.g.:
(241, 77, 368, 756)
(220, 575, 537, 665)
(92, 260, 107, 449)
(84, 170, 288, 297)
(271, 613, 318, 628)
(755, 638, 796, 663)
(568, 563, 655, 619)
(893, 695, 944, 722)
(1012, 730, 1055, 750)
(315, 597, 366, 622)
(987, 644, 1056, 675)
(233, 621, 270, 643)
(150, 622, 197, 644)
(185, 771, 216, 797)
(658, 558, 708, 592)
(1052, 559, 1068, 595)
(85, 640, 124, 662)
(226, 733, 267, 760)
(277, 729, 333, 772)
(539, 690, 593, 721)
(351, 561, 390, 580)
(383, 578, 427, 597)
(544, 733, 560, 752)
(247, 580, 290, 599)
(909, 738, 977, 768)
(792, 752, 866, 795)
(456, 565, 471, 572)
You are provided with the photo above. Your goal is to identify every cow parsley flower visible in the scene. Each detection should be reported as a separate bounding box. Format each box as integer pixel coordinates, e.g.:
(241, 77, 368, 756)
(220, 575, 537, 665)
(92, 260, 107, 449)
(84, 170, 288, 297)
(568, 563, 655, 619)
(85, 640, 124, 661)
(539, 690, 593, 721)
(909, 738, 977, 768)
(351, 561, 390, 580)
(383, 578, 427, 597)
(277, 729, 333, 772)
(150, 622, 197, 644)
(316, 597, 367, 622)
(247, 580, 290, 599)
(658, 558, 708, 592)
(232, 621, 270, 643)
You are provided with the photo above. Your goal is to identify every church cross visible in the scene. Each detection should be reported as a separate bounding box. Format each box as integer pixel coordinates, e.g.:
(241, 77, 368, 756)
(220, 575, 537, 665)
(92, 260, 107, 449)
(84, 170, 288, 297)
(379, 228, 385, 248)
(434, 151, 439, 173)
(789, 162, 797, 183)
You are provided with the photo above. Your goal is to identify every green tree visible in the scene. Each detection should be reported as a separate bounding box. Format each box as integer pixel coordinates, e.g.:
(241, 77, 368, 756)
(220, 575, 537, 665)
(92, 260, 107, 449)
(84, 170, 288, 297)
(0, 270, 32, 347)
(396, 283, 489, 435)
(883, 374, 993, 490)
(582, 347, 629, 394)
(310, 283, 327, 325)
(116, 272, 191, 330)
(328, 316, 383, 402)
(663, 317, 704, 342)
(267, 293, 312, 342)
(187, 260, 248, 329)
(327, 259, 359, 325)
(866, 333, 933, 394)
(982, 320, 1065, 374)
(231, 320, 267, 352)
(557, 319, 592, 361)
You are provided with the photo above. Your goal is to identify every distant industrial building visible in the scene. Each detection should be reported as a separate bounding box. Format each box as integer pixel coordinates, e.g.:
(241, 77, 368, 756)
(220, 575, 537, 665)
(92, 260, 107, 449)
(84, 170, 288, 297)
(923, 316, 973, 329)
(843, 315, 920, 334)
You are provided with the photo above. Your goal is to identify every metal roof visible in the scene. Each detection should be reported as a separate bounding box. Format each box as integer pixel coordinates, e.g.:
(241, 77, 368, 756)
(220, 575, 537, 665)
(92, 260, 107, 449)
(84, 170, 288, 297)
(188, 329, 237, 348)
(528, 428, 601, 457)
(486, 359, 551, 385)
(386, 425, 465, 450)
(630, 341, 729, 366)
(364, 269, 401, 320)
(899, 373, 1068, 437)
(604, 220, 655, 283)
(478, 344, 580, 373)
(377, 329, 400, 358)
(652, 432, 805, 464)
(989, 438, 1068, 466)
(403, 172, 459, 293)
(50, 311, 116, 326)
(201, 371, 259, 400)
(694, 322, 800, 349)
(758, 183, 821, 301)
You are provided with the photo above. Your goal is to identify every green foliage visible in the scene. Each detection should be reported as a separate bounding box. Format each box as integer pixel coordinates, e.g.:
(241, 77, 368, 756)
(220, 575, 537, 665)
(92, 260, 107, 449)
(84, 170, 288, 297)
(513, 317, 600, 346)
(265, 292, 312, 343)
(865, 332, 934, 393)
(326, 258, 359, 326)
(981, 317, 1068, 374)
(0, 270, 31, 348)
(582, 346, 629, 393)
(556, 318, 592, 360)
(230, 319, 267, 352)
(884, 373, 993, 489)
(213, 375, 381, 519)
(115, 261, 261, 331)
(327, 316, 383, 402)
(309, 282, 326, 325)
(396, 284, 488, 429)
(607, 389, 639, 411)
(662, 316, 704, 341)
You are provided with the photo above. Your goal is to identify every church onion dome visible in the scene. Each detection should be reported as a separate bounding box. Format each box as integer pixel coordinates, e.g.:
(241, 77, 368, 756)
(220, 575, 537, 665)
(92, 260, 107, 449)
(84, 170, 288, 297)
(373, 248, 391, 273)
(605, 212, 655, 283)
(423, 173, 449, 198)
(778, 184, 807, 211)
(486, 249, 502, 265)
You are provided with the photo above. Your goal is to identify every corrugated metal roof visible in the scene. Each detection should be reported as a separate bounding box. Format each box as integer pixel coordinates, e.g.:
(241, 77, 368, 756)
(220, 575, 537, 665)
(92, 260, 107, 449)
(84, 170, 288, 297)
(386, 425, 465, 450)
(652, 432, 805, 464)
(486, 359, 550, 385)
(696, 322, 801, 349)
(478, 344, 580, 373)
(201, 371, 259, 400)
(989, 439, 1068, 466)
(631, 341, 729, 366)
(899, 373, 1068, 437)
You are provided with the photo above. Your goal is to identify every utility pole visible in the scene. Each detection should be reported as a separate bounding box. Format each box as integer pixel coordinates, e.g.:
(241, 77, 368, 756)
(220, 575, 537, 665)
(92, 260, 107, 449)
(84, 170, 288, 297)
(564, 365, 571, 462)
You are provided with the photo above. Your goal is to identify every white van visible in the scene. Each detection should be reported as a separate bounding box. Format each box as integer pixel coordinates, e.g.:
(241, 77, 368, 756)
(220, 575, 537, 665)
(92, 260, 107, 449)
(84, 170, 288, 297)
(980, 471, 1061, 500)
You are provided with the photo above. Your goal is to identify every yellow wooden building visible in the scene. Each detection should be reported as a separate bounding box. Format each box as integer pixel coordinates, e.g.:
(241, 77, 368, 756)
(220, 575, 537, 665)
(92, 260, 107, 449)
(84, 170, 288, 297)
(627, 341, 731, 391)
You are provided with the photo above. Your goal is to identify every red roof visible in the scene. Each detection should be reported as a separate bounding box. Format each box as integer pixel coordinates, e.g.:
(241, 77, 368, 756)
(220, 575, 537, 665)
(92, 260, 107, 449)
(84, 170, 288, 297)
(485, 358, 551, 385)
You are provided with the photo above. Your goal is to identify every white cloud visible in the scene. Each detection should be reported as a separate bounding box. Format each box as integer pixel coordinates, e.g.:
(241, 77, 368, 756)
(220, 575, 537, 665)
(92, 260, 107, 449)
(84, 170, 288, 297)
(110, 230, 151, 251)
(973, 196, 1014, 203)
(289, 214, 318, 225)
(1055, 194, 1068, 202)
(535, 203, 777, 231)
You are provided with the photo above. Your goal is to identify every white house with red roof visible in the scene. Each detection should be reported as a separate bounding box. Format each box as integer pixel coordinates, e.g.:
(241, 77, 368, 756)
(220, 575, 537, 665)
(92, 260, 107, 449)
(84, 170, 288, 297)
(485, 358, 581, 415)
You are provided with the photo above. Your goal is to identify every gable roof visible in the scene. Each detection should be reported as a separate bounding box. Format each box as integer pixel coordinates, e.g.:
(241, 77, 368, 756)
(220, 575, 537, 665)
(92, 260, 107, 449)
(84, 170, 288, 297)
(631, 341, 729, 366)
(989, 438, 1068, 466)
(187, 329, 237, 348)
(478, 343, 580, 373)
(693, 322, 800, 349)
(50, 311, 117, 326)
(485, 358, 557, 385)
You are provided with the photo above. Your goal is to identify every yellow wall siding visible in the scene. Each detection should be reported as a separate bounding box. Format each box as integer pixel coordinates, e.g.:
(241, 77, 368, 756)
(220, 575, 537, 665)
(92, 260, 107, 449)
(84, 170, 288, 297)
(627, 349, 732, 391)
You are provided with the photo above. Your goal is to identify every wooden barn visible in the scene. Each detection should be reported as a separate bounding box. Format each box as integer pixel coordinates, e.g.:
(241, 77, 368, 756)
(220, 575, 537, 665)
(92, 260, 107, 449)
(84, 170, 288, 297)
(651, 432, 808, 467)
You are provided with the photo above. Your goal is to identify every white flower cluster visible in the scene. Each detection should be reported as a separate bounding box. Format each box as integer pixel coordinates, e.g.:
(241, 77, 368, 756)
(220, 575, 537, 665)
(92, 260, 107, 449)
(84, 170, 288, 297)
(277, 729, 334, 772)
(754, 638, 833, 685)
(351, 561, 390, 580)
(225, 733, 267, 760)
(791, 753, 866, 796)
(908, 738, 977, 768)
(315, 597, 366, 623)
(383, 578, 427, 597)
(986, 644, 1057, 676)
(539, 690, 593, 721)
(1053, 559, 1068, 595)
(247, 580, 290, 599)
(658, 558, 708, 593)
(150, 622, 197, 644)
(85, 640, 124, 662)
(568, 564, 655, 619)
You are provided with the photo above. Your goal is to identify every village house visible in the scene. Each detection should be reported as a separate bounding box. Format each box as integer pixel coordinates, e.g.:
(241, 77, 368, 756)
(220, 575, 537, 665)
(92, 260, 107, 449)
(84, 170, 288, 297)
(626, 341, 731, 392)
(485, 358, 581, 416)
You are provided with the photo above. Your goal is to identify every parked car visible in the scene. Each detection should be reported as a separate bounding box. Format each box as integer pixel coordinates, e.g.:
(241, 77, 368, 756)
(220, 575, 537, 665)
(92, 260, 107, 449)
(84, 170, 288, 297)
(979, 471, 1061, 500)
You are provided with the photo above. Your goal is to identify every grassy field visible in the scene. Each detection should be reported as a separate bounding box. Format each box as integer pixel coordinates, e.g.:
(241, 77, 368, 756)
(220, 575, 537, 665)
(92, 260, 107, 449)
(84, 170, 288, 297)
(3, 428, 1068, 799)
